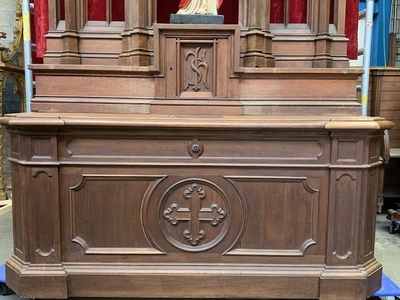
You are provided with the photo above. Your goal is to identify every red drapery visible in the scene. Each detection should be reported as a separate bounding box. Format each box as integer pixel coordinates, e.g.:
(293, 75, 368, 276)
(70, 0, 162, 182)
(87, 0, 125, 21)
(271, 0, 321, 24)
(270, 0, 284, 23)
(111, 0, 125, 21)
(290, 0, 308, 23)
(88, 0, 107, 21)
(32, 0, 48, 61)
(32, 0, 359, 59)
(345, 0, 359, 59)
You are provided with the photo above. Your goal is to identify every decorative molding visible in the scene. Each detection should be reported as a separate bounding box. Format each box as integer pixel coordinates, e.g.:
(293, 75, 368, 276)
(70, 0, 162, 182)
(328, 170, 358, 265)
(71, 236, 164, 255)
(225, 176, 319, 256)
(31, 167, 59, 262)
(226, 238, 317, 256)
(333, 250, 352, 260)
(32, 168, 53, 178)
(36, 247, 56, 257)
(65, 139, 73, 156)
(70, 174, 167, 255)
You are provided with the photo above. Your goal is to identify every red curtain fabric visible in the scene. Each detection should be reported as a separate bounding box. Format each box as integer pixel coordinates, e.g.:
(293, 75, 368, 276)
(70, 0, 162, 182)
(33, 0, 358, 59)
(289, 0, 307, 23)
(346, 0, 359, 59)
(156, 0, 180, 22)
(33, 0, 48, 59)
(112, 0, 125, 21)
(270, 0, 284, 23)
(218, 0, 238, 23)
(88, 0, 107, 21)
(269, 0, 359, 59)
(86, 0, 125, 21)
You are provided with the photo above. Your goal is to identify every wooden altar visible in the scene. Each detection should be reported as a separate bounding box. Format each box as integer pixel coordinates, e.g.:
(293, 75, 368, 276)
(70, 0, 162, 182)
(0, 1, 393, 299)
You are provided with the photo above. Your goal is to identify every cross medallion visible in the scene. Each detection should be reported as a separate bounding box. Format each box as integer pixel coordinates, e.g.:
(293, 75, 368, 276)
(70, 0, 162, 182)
(163, 183, 226, 246)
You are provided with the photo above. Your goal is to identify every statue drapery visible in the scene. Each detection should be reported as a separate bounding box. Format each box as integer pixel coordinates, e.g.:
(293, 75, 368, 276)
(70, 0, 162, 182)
(177, 0, 224, 15)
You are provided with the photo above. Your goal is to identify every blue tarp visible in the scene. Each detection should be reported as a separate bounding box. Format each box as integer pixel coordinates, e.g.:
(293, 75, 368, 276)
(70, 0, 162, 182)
(374, 273, 400, 297)
(0, 264, 5, 284)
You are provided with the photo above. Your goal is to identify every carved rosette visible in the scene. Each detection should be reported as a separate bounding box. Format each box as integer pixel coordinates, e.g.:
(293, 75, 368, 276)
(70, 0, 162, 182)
(187, 138, 204, 158)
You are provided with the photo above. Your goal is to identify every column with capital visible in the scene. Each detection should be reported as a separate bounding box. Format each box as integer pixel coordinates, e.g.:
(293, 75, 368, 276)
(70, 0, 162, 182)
(239, 0, 275, 67)
(119, 0, 156, 66)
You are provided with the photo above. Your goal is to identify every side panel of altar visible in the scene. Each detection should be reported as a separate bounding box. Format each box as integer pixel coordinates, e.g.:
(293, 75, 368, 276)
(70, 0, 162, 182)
(1, 1, 392, 299)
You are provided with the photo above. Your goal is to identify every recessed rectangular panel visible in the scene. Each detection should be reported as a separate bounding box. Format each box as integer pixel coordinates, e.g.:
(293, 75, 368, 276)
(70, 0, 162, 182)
(226, 176, 320, 256)
(69, 175, 165, 255)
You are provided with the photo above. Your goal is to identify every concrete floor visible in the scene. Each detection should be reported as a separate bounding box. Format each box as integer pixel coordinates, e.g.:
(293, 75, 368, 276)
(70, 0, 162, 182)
(1, 210, 400, 299)
(375, 212, 400, 288)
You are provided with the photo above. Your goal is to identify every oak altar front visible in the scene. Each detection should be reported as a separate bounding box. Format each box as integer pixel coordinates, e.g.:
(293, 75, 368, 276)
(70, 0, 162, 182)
(1, 1, 392, 299)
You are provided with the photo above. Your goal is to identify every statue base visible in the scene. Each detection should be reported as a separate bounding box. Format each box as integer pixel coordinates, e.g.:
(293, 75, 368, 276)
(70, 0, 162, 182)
(170, 14, 224, 24)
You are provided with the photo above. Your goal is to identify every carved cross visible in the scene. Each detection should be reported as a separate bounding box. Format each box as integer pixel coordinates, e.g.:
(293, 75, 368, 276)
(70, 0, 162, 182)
(163, 183, 226, 246)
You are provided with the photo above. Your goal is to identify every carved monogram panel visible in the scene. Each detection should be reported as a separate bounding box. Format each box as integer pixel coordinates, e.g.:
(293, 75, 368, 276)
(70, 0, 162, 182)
(183, 46, 212, 93)
(181, 43, 214, 97)
(160, 29, 234, 99)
